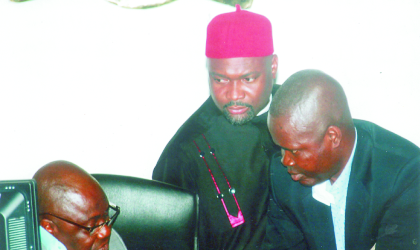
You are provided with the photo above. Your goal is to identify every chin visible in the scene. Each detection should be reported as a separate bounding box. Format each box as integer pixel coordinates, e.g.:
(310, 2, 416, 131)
(225, 114, 254, 125)
(299, 179, 317, 187)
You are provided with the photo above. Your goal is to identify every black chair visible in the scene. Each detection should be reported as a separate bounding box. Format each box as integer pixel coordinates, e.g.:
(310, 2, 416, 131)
(92, 174, 199, 250)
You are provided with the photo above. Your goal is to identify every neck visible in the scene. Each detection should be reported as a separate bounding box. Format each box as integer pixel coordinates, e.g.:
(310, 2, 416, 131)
(329, 127, 356, 185)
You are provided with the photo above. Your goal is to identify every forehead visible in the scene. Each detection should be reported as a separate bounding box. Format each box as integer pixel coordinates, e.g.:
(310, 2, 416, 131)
(208, 57, 269, 74)
(54, 185, 109, 221)
(268, 114, 316, 148)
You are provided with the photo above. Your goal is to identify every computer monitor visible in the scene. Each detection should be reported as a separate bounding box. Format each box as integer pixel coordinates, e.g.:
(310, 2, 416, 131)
(0, 179, 41, 250)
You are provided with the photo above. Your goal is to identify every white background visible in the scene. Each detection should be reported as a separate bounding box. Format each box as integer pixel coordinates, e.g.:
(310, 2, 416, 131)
(0, 0, 419, 180)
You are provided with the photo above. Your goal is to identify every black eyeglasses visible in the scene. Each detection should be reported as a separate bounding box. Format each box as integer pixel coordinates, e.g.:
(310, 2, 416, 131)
(40, 204, 120, 234)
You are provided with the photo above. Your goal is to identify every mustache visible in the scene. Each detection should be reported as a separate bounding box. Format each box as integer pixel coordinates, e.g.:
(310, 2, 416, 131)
(223, 101, 253, 109)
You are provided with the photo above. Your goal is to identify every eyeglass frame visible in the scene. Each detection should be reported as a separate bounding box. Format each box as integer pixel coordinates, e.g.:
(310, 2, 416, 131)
(40, 204, 120, 234)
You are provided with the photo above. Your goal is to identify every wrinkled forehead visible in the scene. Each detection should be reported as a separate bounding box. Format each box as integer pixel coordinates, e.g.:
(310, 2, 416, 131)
(50, 184, 109, 219)
(268, 113, 318, 147)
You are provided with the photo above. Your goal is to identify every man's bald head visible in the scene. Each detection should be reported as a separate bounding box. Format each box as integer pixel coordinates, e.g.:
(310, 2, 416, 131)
(268, 69, 356, 185)
(34, 160, 107, 215)
(34, 160, 112, 250)
(270, 69, 353, 137)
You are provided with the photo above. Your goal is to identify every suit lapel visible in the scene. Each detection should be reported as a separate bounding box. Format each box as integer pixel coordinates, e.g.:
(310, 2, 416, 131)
(302, 192, 337, 249)
(345, 179, 370, 248)
(345, 123, 372, 248)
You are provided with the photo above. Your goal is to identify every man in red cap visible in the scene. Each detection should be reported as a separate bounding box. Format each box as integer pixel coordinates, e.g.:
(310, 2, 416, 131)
(153, 5, 278, 249)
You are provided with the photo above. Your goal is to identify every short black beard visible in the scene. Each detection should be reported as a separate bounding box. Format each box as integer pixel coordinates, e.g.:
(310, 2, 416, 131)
(222, 101, 256, 125)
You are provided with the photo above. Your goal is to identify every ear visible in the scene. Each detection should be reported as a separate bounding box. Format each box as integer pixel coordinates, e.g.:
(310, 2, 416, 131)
(326, 125, 342, 148)
(271, 54, 279, 79)
(40, 218, 56, 234)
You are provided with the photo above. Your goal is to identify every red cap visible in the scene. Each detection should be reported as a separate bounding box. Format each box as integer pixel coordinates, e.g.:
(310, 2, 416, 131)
(206, 4, 274, 59)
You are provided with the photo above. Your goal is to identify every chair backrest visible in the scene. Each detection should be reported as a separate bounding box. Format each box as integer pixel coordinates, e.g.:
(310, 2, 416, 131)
(92, 174, 199, 250)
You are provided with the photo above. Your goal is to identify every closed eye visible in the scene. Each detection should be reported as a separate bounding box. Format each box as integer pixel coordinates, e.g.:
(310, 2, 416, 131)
(282, 148, 298, 155)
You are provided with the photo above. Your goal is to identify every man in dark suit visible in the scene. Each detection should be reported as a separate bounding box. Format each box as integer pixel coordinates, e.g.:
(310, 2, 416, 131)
(262, 69, 420, 250)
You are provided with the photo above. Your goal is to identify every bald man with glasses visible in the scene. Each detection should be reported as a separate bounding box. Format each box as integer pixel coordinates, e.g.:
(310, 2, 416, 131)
(34, 160, 126, 250)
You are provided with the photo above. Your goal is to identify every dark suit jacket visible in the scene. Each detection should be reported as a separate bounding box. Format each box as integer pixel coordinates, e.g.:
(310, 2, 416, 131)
(263, 119, 420, 250)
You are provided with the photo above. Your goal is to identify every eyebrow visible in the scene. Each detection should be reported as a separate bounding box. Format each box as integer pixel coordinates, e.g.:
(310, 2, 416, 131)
(209, 71, 260, 79)
(275, 143, 299, 152)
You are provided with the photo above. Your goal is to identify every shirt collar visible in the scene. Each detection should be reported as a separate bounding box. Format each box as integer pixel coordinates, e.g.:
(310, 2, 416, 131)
(257, 94, 272, 116)
(39, 226, 67, 250)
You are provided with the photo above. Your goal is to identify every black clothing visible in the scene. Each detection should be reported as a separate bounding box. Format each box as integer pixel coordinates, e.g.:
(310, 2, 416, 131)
(263, 120, 420, 250)
(153, 86, 278, 249)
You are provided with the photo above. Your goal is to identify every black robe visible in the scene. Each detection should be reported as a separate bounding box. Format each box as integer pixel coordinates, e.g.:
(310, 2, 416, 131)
(153, 86, 279, 249)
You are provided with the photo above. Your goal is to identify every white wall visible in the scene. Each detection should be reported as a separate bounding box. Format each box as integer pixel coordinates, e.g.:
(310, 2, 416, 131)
(0, 0, 419, 180)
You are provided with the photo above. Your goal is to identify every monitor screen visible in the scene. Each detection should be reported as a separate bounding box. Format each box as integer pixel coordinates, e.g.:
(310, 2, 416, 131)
(0, 179, 41, 250)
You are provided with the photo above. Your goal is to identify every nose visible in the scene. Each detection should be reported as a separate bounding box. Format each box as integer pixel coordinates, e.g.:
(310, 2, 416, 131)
(226, 80, 245, 101)
(96, 224, 112, 239)
(281, 149, 295, 167)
